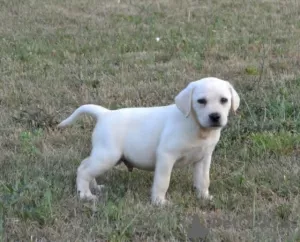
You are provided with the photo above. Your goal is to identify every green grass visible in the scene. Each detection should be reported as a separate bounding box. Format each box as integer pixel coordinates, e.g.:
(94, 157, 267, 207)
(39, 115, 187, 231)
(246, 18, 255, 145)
(1, 0, 300, 241)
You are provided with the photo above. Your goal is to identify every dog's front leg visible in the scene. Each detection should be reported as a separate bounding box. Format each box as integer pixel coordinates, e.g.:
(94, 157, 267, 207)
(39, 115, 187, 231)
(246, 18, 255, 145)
(151, 152, 176, 205)
(193, 155, 213, 200)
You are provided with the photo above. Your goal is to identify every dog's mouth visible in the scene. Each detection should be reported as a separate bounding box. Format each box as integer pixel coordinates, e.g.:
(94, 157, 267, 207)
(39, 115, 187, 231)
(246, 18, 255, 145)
(210, 123, 222, 127)
(206, 122, 225, 129)
(198, 122, 224, 130)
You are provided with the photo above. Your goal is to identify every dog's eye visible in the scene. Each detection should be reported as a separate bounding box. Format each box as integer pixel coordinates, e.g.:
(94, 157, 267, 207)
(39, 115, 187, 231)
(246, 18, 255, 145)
(197, 98, 207, 105)
(220, 97, 228, 104)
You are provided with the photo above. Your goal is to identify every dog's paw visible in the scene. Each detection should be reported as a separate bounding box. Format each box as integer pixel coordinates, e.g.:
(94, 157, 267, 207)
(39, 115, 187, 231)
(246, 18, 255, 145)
(197, 191, 213, 201)
(205, 194, 213, 201)
(151, 197, 172, 206)
(78, 191, 97, 201)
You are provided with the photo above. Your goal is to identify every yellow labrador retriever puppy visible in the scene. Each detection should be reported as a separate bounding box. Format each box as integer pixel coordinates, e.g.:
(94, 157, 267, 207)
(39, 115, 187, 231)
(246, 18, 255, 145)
(58, 77, 240, 205)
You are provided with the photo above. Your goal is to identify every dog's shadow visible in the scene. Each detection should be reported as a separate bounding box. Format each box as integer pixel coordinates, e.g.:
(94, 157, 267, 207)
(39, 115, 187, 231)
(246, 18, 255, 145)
(69, 163, 206, 205)
(77, 165, 196, 204)
(96, 166, 154, 202)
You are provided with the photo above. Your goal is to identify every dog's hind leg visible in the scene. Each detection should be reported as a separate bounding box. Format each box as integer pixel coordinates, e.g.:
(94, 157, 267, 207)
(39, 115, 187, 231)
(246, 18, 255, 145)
(76, 149, 121, 200)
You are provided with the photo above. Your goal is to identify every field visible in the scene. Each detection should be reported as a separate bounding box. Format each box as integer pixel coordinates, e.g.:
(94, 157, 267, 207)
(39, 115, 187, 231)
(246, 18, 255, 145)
(1, 0, 300, 241)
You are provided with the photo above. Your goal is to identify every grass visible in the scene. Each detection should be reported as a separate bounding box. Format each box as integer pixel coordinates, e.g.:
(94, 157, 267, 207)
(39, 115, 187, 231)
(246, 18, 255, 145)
(1, 0, 300, 241)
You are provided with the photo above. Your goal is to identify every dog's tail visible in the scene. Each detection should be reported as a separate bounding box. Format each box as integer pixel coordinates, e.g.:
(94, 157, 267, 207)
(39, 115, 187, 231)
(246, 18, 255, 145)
(58, 104, 109, 128)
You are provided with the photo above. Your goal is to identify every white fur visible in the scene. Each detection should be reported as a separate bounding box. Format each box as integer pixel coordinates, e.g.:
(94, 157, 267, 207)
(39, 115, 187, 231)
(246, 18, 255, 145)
(58, 77, 240, 205)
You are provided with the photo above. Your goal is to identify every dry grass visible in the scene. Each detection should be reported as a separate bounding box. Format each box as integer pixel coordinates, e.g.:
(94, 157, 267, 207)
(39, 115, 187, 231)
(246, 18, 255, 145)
(1, 0, 300, 241)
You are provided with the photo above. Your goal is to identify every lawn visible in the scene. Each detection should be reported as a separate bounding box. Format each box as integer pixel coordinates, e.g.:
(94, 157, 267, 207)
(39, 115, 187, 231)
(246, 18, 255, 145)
(0, 0, 300, 241)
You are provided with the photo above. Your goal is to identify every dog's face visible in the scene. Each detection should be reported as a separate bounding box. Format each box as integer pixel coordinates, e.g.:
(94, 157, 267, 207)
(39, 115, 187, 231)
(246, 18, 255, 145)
(175, 77, 240, 129)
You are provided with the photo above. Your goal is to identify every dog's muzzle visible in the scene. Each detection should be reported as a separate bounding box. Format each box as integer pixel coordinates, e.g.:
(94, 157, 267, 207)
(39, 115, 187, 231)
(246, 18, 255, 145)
(208, 112, 222, 127)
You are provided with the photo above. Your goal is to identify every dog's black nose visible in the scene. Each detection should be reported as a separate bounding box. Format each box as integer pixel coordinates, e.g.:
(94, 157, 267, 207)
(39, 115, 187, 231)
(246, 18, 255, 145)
(209, 112, 221, 122)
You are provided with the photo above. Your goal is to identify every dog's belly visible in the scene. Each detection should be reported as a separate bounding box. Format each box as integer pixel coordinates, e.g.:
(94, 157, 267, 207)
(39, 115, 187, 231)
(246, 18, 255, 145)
(122, 158, 155, 171)
(122, 144, 157, 171)
(121, 119, 164, 171)
(122, 148, 206, 171)
(122, 151, 204, 171)
(121, 154, 156, 171)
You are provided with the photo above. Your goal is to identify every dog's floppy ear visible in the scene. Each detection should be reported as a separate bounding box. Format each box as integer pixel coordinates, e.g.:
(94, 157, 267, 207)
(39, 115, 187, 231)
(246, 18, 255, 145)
(175, 82, 195, 117)
(227, 82, 240, 114)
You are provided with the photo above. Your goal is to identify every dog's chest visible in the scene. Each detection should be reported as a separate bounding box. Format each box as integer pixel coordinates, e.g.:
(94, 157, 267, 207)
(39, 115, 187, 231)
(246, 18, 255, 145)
(174, 143, 214, 168)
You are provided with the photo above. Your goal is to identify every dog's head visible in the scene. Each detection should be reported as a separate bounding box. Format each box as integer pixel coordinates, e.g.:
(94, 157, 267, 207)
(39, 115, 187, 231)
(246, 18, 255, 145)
(175, 77, 240, 129)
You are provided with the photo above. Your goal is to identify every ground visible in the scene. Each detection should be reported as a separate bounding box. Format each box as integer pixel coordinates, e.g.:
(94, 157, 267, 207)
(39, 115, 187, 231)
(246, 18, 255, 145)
(0, 0, 300, 241)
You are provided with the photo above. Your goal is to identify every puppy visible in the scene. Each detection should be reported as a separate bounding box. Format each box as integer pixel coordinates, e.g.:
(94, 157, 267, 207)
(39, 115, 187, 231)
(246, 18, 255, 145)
(58, 77, 240, 205)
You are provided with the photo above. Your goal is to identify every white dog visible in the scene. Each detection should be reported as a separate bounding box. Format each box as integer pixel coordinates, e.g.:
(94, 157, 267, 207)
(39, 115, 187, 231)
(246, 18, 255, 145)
(58, 77, 240, 205)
